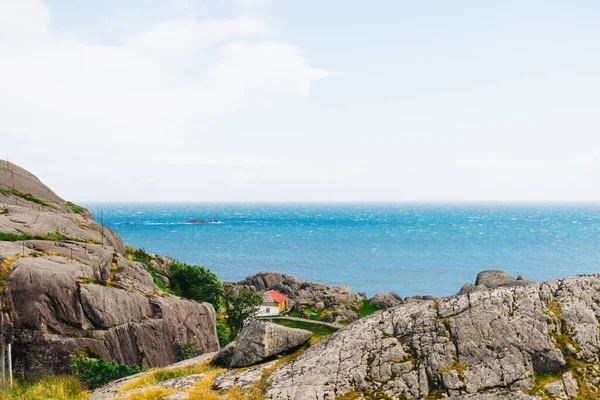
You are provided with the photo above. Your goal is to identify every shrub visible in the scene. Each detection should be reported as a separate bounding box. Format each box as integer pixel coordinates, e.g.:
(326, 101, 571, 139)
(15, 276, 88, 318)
(178, 340, 197, 361)
(216, 321, 230, 347)
(69, 350, 142, 389)
(169, 261, 222, 308)
(222, 284, 263, 341)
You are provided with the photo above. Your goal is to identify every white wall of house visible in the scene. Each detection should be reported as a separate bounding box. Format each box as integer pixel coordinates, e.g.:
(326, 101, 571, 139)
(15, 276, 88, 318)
(256, 305, 280, 317)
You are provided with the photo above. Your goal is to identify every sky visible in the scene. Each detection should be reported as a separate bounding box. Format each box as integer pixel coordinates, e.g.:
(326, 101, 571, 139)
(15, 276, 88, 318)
(0, 0, 599, 202)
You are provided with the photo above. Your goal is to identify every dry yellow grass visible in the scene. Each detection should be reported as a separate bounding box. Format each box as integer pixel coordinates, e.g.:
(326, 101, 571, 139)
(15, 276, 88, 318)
(118, 386, 176, 400)
(1, 375, 90, 400)
(117, 362, 214, 393)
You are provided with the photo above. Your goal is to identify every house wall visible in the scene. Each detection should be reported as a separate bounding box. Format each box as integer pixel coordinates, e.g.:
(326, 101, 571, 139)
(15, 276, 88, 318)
(256, 305, 280, 317)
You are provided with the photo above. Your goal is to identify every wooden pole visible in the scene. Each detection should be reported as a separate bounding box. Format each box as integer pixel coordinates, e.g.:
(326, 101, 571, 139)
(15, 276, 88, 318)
(101, 211, 104, 246)
(7, 344, 12, 389)
(1, 344, 5, 390)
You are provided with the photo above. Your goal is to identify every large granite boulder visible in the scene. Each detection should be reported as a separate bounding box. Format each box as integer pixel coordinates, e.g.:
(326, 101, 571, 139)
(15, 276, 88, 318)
(457, 270, 536, 296)
(0, 161, 220, 376)
(212, 319, 311, 368)
(266, 274, 600, 399)
(475, 269, 535, 289)
(369, 292, 403, 310)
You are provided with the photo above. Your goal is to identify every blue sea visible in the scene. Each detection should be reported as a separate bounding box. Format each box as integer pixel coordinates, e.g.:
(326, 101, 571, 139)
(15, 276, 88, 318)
(83, 203, 600, 298)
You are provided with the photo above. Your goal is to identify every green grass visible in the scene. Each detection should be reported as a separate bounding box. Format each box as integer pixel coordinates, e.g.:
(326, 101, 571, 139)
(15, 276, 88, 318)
(357, 299, 380, 317)
(0, 231, 100, 244)
(272, 319, 338, 340)
(125, 246, 154, 267)
(148, 268, 175, 294)
(66, 201, 84, 214)
(0, 187, 53, 208)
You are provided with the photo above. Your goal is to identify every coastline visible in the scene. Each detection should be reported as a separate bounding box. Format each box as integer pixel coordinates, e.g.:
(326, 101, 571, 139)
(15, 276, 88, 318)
(83, 202, 600, 298)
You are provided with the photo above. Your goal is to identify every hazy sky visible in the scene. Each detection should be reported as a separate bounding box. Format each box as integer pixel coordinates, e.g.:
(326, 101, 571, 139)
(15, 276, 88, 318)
(1, 0, 599, 202)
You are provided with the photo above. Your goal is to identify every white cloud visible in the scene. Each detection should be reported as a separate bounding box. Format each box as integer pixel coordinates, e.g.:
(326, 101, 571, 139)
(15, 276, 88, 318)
(0, 0, 331, 172)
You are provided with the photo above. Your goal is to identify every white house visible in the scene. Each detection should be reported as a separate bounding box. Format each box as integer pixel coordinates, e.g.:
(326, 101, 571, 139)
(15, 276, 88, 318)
(256, 294, 281, 317)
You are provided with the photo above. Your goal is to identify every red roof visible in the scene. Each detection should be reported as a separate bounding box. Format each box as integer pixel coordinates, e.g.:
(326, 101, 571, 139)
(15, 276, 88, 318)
(264, 290, 288, 303)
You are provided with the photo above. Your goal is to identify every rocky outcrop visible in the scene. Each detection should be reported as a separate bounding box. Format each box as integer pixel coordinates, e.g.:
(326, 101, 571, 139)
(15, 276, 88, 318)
(0, 161, 220, 376)
(266, 274, 600, 399)
(212, 319, 311, 368)
(369, 292, 403, 310)
(457, 270, 536, 295)
(212, 360, 277, 391)
(234, 271, 366, 323)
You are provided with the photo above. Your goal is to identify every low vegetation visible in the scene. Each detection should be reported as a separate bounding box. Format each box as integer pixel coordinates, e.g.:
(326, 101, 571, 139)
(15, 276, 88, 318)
(0, 375, 89, 400)
(178, 340, 198, 361)
(117, 362, 214, 393)
(0, 231, 99, 244)
(0, 187, 53, 208)
(119, 387, 176, 400)
(66, 201, 84, 214)
(70, 350, 143, 389)
(125, 246, 154, 266)
(357, 299, 380, 317)
(272, 319, 338, 342)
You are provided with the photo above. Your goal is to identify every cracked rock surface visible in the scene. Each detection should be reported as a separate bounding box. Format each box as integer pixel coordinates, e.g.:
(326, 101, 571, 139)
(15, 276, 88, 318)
(266, 274, 600, 399)
(213, 319, 311, 368)
(0, 162, 219, 376)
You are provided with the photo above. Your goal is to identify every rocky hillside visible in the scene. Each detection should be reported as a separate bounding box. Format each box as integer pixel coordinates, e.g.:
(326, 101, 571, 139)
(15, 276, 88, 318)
(265, 271, 600, 399)
(0, 161, 219, 376)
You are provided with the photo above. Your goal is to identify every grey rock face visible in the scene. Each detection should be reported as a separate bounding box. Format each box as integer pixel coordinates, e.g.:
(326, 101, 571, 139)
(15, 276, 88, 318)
(234, 271, 366, 322)
(213, 319, 311, 368)
(475, 269, 535, 289)
(212, 360, 277, 390)
(7, 249, 220, 375)
(0, 162, 220, 376)
(266, 274, 600, 399)
(369, 292, 403, 310)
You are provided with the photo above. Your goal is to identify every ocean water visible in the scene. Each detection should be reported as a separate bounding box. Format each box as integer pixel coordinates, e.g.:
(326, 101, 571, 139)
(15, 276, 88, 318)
(83, 203, 600, 298)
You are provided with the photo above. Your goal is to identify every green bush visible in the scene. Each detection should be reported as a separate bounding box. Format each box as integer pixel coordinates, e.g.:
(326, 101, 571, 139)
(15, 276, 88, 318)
(216, 321, 230, 347)
(178, 341, 197, 361)
(70, 350, 142, 389)
(169, 261, 222, 308)
(222, 283, 263, 341)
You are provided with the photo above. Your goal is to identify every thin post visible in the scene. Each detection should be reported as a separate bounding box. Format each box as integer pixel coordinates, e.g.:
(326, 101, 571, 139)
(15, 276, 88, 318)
(22, 242, 24, 256)
(71, 248, 73, 263)
(101, 211, 104, 246)
(1, 344, 5, 390)
(7, 344, 11, 389)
